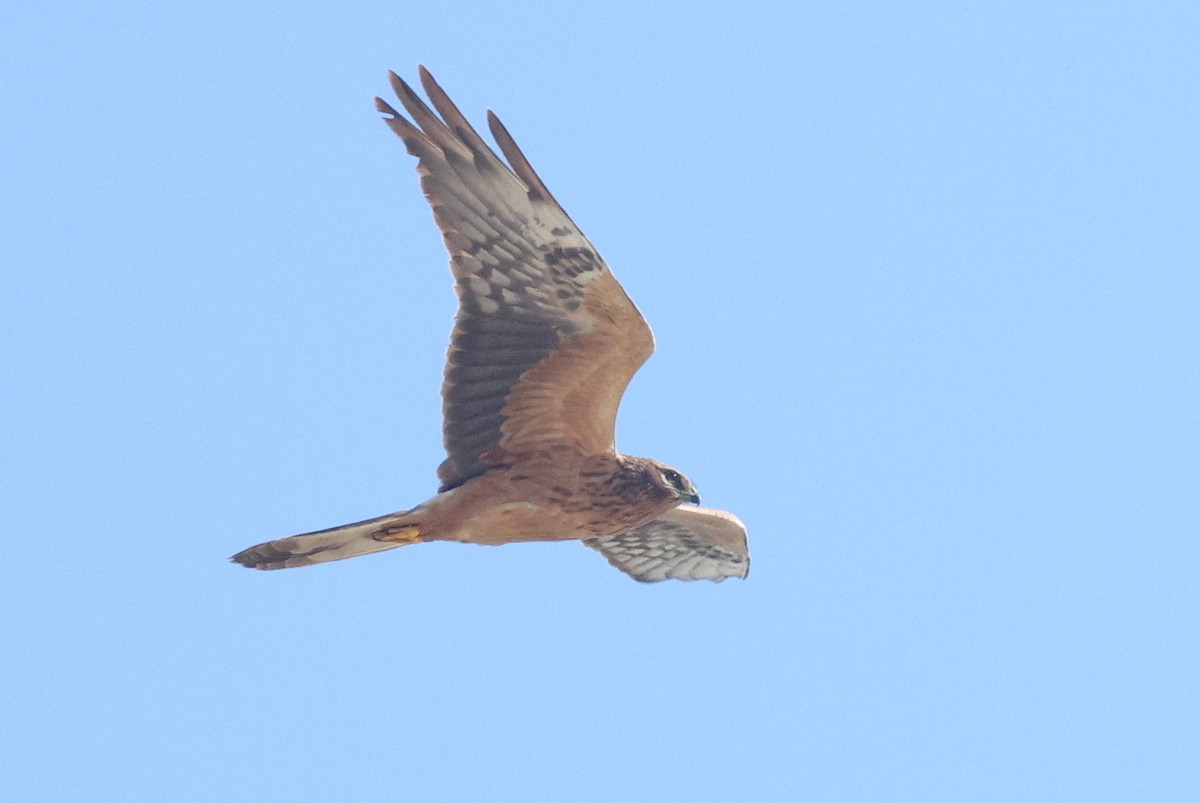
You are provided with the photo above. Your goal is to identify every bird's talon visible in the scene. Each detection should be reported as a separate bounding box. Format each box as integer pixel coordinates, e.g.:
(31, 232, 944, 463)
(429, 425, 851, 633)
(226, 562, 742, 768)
(375, 525, 421, 545)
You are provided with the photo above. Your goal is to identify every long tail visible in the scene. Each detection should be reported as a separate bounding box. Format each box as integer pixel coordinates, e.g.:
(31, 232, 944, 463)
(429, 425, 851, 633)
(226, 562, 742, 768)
(231, 510, 423, 570)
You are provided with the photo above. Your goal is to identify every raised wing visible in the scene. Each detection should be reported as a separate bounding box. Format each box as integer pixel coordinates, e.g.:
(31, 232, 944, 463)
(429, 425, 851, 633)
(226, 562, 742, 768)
(584, 506, 750, 583)
(376, 68, 655, 492)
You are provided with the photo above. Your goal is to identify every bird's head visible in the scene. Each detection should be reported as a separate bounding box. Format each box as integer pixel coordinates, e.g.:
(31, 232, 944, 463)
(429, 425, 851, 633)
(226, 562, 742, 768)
(646, 460, 701, 506)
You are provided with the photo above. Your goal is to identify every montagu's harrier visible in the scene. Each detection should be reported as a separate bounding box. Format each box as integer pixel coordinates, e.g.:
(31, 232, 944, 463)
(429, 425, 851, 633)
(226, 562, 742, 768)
(231, 68, 749, 582)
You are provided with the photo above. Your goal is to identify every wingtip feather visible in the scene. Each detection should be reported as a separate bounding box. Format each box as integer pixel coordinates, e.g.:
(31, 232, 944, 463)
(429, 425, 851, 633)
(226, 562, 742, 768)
(486, 110, 555, 204)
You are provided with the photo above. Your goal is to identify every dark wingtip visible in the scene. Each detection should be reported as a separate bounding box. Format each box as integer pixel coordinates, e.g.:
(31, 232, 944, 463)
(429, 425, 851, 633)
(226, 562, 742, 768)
(387, 70, 410, 100)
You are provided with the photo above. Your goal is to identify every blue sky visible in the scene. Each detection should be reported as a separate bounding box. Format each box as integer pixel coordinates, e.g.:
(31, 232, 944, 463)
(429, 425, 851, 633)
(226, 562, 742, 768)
(3, 1, 1198, 800)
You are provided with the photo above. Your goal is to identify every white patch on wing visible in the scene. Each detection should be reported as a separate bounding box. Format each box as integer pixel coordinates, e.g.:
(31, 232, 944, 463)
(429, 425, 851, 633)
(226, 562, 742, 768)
(468, 275, 490, 296)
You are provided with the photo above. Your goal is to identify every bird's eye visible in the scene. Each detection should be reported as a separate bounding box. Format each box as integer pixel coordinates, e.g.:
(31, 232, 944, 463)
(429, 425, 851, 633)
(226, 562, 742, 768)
(663, 470, 683, 489)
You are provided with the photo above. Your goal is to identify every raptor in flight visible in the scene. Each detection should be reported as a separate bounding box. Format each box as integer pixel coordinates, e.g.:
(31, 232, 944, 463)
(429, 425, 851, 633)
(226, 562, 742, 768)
(231, 68, 749, 582)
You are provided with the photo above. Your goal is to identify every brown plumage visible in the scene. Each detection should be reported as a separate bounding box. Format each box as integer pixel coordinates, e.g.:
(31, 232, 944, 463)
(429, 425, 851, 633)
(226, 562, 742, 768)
(230, 67, 749, 582)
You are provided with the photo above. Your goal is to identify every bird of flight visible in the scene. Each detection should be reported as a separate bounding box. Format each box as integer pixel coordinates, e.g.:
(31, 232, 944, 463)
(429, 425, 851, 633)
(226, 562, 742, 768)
(231, 68, 749, 582)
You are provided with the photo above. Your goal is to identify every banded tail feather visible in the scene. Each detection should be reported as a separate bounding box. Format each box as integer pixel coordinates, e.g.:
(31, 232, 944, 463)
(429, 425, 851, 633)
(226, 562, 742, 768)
(231, 511, 422, 570)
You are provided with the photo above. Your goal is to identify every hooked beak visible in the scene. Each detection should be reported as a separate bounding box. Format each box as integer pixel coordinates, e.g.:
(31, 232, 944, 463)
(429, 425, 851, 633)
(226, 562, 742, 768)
(688, 490, 701, 505)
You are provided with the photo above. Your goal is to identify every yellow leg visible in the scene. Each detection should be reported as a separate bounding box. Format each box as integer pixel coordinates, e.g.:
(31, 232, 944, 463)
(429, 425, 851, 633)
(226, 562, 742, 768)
(375, 525, 422, 545)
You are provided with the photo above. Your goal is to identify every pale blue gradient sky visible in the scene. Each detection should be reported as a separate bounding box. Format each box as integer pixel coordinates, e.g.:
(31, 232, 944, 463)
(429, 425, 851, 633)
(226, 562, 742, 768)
(3, 2, 1198, 800)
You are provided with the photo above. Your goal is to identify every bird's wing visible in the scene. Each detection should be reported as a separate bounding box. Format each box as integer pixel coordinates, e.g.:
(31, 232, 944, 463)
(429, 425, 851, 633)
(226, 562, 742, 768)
(584, 506, 750, 582)
(376, 68, 655, 492)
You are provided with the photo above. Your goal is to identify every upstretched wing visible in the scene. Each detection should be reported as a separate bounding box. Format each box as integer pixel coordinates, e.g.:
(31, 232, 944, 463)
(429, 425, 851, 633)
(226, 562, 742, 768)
(584, 506, 750, 583)
(376, 68, 655, 492)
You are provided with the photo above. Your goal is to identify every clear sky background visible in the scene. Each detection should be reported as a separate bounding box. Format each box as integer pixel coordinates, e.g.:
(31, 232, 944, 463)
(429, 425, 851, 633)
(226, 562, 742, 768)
(3, 1, 1198, 800)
